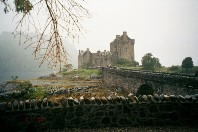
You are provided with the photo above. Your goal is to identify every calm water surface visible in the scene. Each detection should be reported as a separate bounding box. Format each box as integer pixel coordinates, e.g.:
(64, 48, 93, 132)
(0, 71, 53, 83)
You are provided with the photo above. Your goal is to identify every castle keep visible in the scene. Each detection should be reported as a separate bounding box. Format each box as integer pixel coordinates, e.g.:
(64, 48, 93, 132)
(78, 31, 135, 68)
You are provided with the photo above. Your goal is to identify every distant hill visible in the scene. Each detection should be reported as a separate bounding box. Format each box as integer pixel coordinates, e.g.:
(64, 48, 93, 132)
(0, 31, 78, 81)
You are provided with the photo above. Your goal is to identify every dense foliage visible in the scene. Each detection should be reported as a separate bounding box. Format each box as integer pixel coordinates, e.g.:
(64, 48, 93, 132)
(182, 57, 194, 72)
(114, 58, 139, 67)
(136, 84, 154, 96)
(0, 80, 41, 101)
(14, 0, 33, 13)
(141, 53, 162, 70)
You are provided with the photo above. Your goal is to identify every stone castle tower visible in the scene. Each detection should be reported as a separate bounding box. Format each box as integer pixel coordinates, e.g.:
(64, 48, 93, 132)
(110, 31, 135, 62)
(78, 31, 135, 68)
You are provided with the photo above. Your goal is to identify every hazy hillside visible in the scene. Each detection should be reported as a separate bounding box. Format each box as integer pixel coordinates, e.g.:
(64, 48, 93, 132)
(0, 31, 78, 81)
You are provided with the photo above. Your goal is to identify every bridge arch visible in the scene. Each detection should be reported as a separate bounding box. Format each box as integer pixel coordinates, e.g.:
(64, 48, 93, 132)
(136, 84, 154, 96)
(102, 67, 198, 95)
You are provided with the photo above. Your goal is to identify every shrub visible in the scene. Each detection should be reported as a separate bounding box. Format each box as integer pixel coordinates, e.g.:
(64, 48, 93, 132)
(136, 84, 154, 96)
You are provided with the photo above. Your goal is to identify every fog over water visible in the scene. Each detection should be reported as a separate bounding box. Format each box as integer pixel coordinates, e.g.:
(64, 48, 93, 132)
(0, 71, 53, 83)
(0, 32, 78, 82)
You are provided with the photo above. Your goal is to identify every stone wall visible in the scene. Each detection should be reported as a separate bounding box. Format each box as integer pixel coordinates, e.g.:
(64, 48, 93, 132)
(0, 95, 198, 131)
(92, 51, 112, 67)
(102, 67, 198, 95)
(78, 49, 112, 68)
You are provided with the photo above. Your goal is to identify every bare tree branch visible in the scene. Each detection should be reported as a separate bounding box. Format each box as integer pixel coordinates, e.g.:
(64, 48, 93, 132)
(6, 0, 91, 68)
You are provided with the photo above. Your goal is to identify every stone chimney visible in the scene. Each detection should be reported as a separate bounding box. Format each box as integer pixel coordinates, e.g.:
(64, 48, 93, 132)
(123, 31, 127, 40)
(87, 48, 89, 51)
(123, 31, 127, 36)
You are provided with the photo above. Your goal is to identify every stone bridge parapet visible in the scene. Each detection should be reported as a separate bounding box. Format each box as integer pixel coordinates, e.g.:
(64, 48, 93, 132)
(102, 67, 198, 95)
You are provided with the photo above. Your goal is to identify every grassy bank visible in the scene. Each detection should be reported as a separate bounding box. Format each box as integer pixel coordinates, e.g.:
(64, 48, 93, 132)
(62, 69, 102, 79)
(118, 66, 198, 75)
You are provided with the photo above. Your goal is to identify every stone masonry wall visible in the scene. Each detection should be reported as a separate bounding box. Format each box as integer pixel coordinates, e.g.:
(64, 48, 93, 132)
(102, 67, 198, 95)
(0, 95, 198, 131)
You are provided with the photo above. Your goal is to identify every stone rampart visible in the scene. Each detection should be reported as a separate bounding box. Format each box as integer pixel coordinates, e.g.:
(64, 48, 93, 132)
(0, 94, 198, 131)
(102, 67, 198, 95)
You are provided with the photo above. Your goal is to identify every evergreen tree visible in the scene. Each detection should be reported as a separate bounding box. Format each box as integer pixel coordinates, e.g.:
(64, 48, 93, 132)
(182, 57, 194, 72)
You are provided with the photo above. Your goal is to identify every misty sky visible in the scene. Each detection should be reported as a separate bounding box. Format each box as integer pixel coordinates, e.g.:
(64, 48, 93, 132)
(0, 0, 198, 67)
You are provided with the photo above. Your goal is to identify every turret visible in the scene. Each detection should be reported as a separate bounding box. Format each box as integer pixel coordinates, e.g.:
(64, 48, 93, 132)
(116, 35, 120, 39)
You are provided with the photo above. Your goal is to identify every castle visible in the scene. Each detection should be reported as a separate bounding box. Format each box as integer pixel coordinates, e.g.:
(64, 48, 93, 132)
(78, 31, 135, 68)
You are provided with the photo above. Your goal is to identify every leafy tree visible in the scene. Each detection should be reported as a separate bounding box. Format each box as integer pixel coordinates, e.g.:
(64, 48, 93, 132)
(169, 65, 180, 71)
(141, 53, 161, 70)
(131, 61, 139, 67)
(0, 0, 91, 68)
(115, 58, 130, 65)
(62, 64, 73, 72)
(182, 57, 194, 72)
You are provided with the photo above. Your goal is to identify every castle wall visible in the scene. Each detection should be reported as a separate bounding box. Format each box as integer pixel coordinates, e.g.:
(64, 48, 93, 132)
(92, 51, 112, 67)
(78, 55, 83, 68)
(78, 49, 92, 68)
(118, 42, 134, 61)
